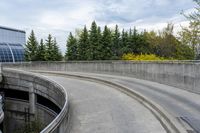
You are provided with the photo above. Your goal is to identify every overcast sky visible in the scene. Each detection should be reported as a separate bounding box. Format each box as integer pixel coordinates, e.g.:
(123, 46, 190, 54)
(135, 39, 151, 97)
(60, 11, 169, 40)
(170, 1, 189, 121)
(0, 0, 196, 53)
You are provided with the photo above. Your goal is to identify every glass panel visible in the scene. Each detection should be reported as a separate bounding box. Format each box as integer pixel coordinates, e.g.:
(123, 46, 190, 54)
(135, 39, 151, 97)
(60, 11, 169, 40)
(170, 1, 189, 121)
(0, 43, 13, 62)
(9, 43, 25, 62)
(0, 43, 25, 62)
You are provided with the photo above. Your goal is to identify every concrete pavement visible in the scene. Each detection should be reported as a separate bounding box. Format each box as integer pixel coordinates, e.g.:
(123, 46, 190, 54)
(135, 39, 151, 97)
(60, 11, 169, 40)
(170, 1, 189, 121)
(61, 72, 200, 133)
(45, 75, 166, 133)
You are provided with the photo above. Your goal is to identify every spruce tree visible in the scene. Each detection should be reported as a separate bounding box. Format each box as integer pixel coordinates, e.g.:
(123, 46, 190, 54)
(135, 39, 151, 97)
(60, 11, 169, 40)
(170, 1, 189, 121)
(120, 29, 129, 54)
(52, 38, 63, 61)
(112, 25, 120, 59)
(88, 21, 98, 60)
(66, 32, 78, 60)
(36, 39, 46, 61)
(96, 26, 103, 60)
(137, 32, 151, 54)
(101, 25, 112, 60)
(131, 27, 138, 53)
(25, 30, 38, 61)
(78, 26, 89, 60)
(45, 34, 54, 61)
(127, 28, 133, 53)
(129, 27, 150, 54)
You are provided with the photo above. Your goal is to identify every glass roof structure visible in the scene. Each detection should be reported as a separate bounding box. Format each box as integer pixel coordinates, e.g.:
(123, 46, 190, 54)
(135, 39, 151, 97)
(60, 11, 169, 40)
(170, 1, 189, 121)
(0, 26, 25, 62)
(0, 43, 25, 62)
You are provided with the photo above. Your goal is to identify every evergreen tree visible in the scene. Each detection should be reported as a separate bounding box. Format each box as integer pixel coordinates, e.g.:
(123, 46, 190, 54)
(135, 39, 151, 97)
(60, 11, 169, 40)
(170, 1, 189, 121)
(112, 25, 120, 59)
(78, 26, 89, 60)
(101, 25, 112, 59)
(88, 21, 98, 60)
(136, 32, 151, 54)
(130, 27, 138, 53)
(66, 32, 78, 60)
(127, 28, 134, 53)
(120, 29, 129, 54)
(25, 30, 38, 61)
(36, 39, 46, 61)
(52, 38, 63, 61)
(96, 26, 103, 60)
(128, 28, 150, 54)
(45, 34, 54, 61)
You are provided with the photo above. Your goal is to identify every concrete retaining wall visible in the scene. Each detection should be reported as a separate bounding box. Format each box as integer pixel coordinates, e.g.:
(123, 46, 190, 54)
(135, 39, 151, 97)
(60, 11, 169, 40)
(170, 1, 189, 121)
(3, 61, 200, 94)
(1, 68, 69, 133)
(4, 99, 56, 133)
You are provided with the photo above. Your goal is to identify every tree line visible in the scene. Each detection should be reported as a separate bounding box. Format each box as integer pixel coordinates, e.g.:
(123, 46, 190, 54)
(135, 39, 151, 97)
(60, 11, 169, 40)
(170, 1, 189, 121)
(25, 0, 199, 61)
(25, 31, 62, 61)
(66, 0, 199, 60)
(66, 22, 195, 60)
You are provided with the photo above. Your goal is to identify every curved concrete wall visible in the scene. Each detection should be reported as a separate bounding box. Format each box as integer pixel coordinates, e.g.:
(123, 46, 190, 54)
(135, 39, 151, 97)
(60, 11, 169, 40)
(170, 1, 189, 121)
(0, 95, 4, 124)
(1, 68, 69, 133)
(3, 61, 200, 94)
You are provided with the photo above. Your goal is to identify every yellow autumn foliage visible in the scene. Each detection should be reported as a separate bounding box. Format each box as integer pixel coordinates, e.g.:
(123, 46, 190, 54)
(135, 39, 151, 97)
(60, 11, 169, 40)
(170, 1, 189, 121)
(122, 53, 168, 61)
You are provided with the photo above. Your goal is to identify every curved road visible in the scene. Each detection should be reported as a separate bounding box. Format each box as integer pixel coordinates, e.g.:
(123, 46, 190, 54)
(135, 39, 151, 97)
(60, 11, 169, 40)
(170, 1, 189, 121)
(44, 74, 165, 133)
(60, 72, 200, 133)
(39, 71, 200, 133)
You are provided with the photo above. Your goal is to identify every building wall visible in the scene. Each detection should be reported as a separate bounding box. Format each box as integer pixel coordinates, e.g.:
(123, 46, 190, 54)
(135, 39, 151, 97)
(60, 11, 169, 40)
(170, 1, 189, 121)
(0, 26, 26, 62)
(0, 26, 26, 45)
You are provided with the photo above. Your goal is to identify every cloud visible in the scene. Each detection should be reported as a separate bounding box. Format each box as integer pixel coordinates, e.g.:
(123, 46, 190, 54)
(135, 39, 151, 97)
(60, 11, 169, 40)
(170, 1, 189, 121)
(0, 0, 197, 53)
(94, 0, 195, 23)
